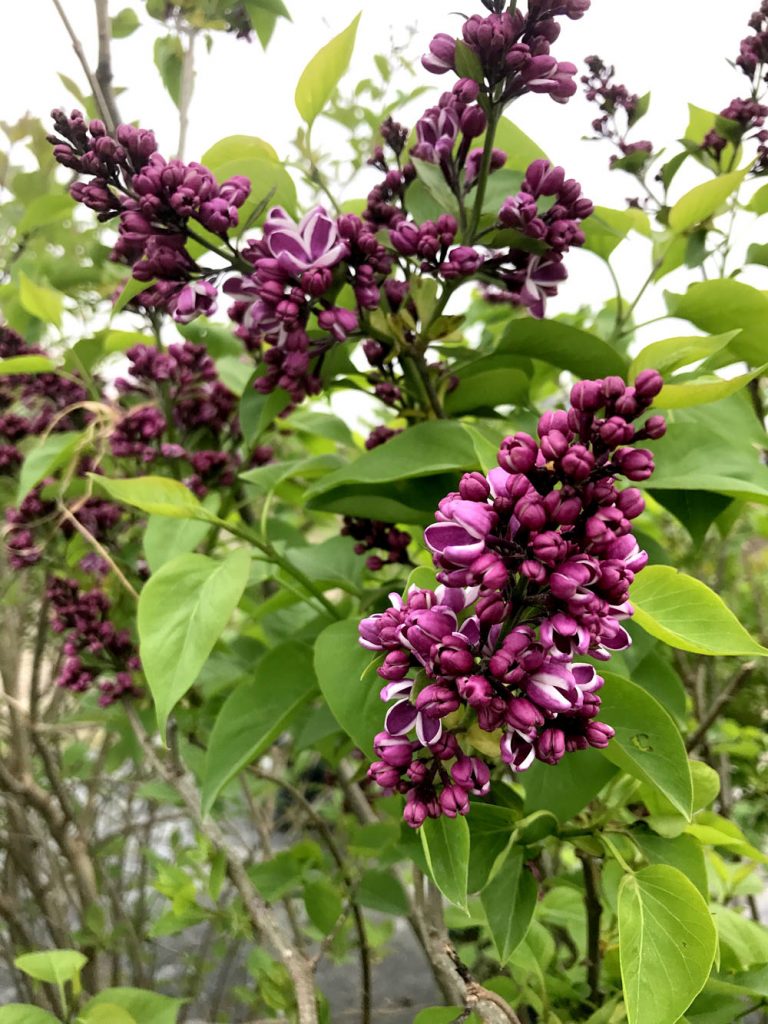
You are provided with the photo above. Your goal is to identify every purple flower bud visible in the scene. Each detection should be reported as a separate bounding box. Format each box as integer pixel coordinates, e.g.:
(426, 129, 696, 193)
(616, 487, 645, 519)
(422, 33, 457, 74)
(459, 471, 491, 502)
(170, 280, 218, 324)
(585, 720, 615, 748)
(404, 791, 430, 828)
(452, 756, 490, 795)
(614, 447, 654, 481)
(476, 593, 507, 624)
(536, 727, 566, 765)
(505, 696, 545, 734)
(570, 379, 603, 411)
(599, 416, 635, 448)
(457, 673, 495, 708)
(460, 105, 487, 139)
(634, 368, 664, 403)
(530, 530, 567, 566)
(439, 783, 471, 818)
(369, 761, 402, 788)
(374, 731, 414, 767)
(515, 493, 548, 530)
(430, 731, 460, 760)
(378, 650, 411, 681)
(498, 432, 538, 473)
(560, 444, 595, 481)
(453, 77, 480, 103)
(644, 415, 667, 439)
(602, 376, 626, 401)
(469, 551, 509, 590)
(415, 684, 460, 718)
(524, 159, 566, 197)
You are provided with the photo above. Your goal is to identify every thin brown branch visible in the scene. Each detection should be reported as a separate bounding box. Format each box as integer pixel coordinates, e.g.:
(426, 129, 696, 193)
(125, 704, 319, 1024)
(50, 0, 116, 131)
(94, 0, 122, 129)
(686, 661, 756, 753)
(578, 853, 603, 1006)
(176, 27, 198, 159)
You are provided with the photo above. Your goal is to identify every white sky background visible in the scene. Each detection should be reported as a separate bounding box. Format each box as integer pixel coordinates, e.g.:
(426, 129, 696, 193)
(2, 0, 767, 351)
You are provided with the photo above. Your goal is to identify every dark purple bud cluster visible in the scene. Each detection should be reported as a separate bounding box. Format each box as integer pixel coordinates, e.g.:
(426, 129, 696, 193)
(112, 341, 241, 495)
(49, 110, 250, 319)
(412, 78, 490, 183)
(581, 57, 654, 172)
(342, 517, 412, 571)
(737, 2, 768, 81)
(422, 2, 586, 105)
(358, 371, 666, 826)
(47, 577, 141, 707)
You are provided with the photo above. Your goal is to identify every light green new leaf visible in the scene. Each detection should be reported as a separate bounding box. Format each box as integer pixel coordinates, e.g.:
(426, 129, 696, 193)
(665, 279, 768, 364)
(138, 549, 251, 738)
(314, 618, 383, 757)
(668, 170, 746, 232)
(90, 474, 217, 522)
(111, 276, 155, 318)
(80, 989, 182, 1024)
(18, 431, 83, 503)
(629, 331, 740, 379)
(110, 7, 140, 37)
(658, 363, 768, 408)
(599, 673, 693, 818)
(19, 272, 63, 327)
(618, 865, 716, 1024)
(582, 206, 651, 260)
(15, 950, 87, 989)
(143, 515, 212, 573)
(0, 1009, 61, 1024)
(481, 847, 537, 962)
(78, 1007, 136, 1024)
(295, 13, 361, 126)
(631, 565, 768, 656)
(0, 355, 57, 375)
(633, 831, 708, 898)
(201, 643, 317, 814)
(492, 118, 547, 172)
(498, 318, 628, 378)
(420, 814, 470, 911)
(17, 194, 75, 233)
(154, 35, 183, 106)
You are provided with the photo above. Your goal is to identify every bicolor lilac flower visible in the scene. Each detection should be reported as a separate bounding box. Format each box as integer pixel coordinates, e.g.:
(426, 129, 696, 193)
(261, 206, 349, 277)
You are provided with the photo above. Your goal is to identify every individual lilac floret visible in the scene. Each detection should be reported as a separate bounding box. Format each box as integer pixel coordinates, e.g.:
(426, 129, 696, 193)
(358, 371, 666, 826)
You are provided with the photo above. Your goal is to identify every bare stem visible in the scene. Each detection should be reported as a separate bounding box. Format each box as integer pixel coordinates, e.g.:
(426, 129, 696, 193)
(578, 853, 603, 1006)
(94, 0, 122, 129)
(176, 27, 198, 160)
(686, 661, 756, 753)
(51, 0, 116, 131)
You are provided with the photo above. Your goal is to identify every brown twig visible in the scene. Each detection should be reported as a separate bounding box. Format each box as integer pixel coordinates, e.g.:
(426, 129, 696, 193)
(578, 853, 603, 1006)
(686, 661, 756, 753)
(50, 0, 116, 131)
(94, 0, 122, 129)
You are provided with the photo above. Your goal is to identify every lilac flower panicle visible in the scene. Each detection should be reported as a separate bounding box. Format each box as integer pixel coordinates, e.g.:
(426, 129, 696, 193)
(358, 372, 666, 825)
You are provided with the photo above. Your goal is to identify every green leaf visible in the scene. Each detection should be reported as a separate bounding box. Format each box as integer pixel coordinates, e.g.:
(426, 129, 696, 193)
(665, 279, 768, 365)
(18, 431, 83, 503)
(78, 1007, 136, 1024)
(0, 355, 57, 375)
(0, 1008, 61, 1024)
(303, 878, 343, 934)
(658, 363, 768, 408)
(628, 90, 651, 128)
(239, 385, 291, 447)
(306, 420, 479, 523)
(357, 870, 409, 915)
(481, 848, 537, 962)
(199, 157, 297, 228)
(582, 206, 651, 260)
(110, 7, 140, 37)
(454, 39, 484, 83)
(420, 814, 470, 910)
(154, 36, 183, 106)
(111, 276, 155, 318)
(668, 170, 746, 232)
(295, 13, 361, 126)
(685, 104, 740, 169)
(629, 331, 740, 379)
(314, 619, 383, 757)
(633, 831, 708, 898)
(618, 865, 717, 1024)
(497, 318, 628, 378)
(18, 272, 63, 327)
(445, 357, 529, 414)
(90, 474, 216, 521)
(630, 565, 768, 657)
(411, 157, 460, 218)
(143, 515, 211, 573)
(523, 749, 617, 823)
(14, 950, 87, 989)
(201, 643, 317, 814)
(598, 673, 693, 818)
(80, 989, 182, 1024)
(492, 117, 547, 172)
(138, 549, 251, 738)
(714, 906, 768, 971)
(17, 194, 75, 233)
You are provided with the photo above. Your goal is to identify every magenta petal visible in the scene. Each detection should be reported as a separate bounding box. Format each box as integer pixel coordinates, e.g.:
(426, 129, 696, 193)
(268, 229, 310, 262)
(417, 712, 443, 746)
(312, 241, 349, 268)
(424, 522, 473, 553)
(305, 211, 334, 260)
(380, 680, 414, 702)
(385, 700, 418, 736)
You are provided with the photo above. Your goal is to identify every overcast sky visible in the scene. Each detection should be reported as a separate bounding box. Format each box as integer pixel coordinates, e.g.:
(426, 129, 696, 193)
(3, 0, 766, 341)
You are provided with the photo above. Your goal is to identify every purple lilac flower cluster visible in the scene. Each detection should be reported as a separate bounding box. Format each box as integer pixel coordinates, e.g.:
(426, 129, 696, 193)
(358, 371, 666, 827)
(581, 57, 654, 171)
(423, 0, 588, 104)
(48, 577, 142, 707)
(225, 206, 393, 403)
(49, 109, 250, 319)
(110, 340, 262, 497)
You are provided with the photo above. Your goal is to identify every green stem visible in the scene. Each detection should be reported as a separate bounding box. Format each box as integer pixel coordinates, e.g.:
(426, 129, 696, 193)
(467, 108, 500, 242)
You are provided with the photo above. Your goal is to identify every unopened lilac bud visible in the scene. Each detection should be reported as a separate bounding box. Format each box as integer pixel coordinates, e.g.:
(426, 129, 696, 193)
(430, 731, 460, 760)
(524, 159, 566, 197)
(453, 77, 480, 103)
(570, 378, 604, 411)
(560, 444, 595, 481)
(537, 727, 566, 765)
(617, 488, 645, 519)
(521, 558, 548, 583)
(469, 551, 508, 590)
(585, 721, 614, 748)
(515, 493, 548, 530)
(634, 368, 664, 403)
(644, 415, 666, 439)
(614, 388, 639, 419)
(407, 760, 429, 784)
(531, 530, 567, 566)
(459, 471, 491, 502)
(404, 791, 429, 828)
(451, 756, 490, 795)
(505, 696, 545, 733)
(599, 416, 635, 448)
(460, 104, 487, 139)
(378, 650, 411, 681)
(614, 447, 654, 481)
(415, 684, 460, 718)
(439, 783, 471, 818)
(477, 593, 507, 624)
(498, 432, 538, 473)
(422, 32, 457, 75)
(457, 673, 494, 708)
(602, 376, 626, 401)
(374, 731, 414, 767)
(369, 761, 402, 788)
(363, 339, 386, 366)
(435, 642, 475, 677)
